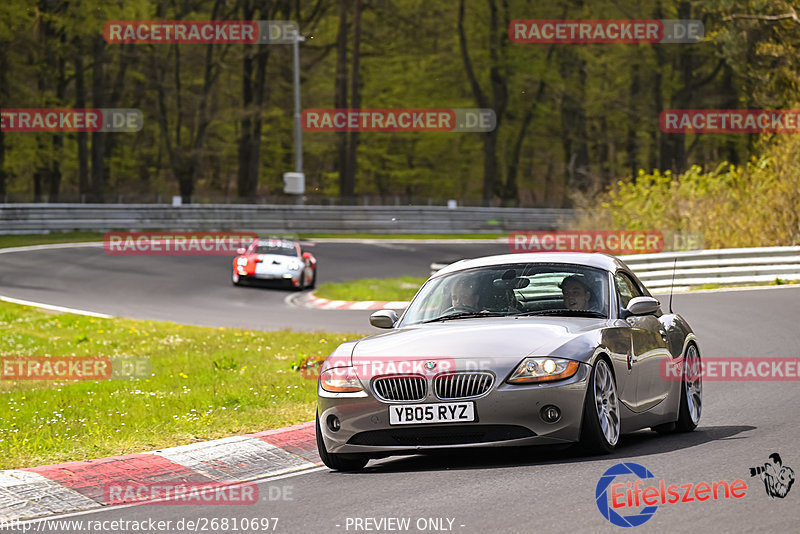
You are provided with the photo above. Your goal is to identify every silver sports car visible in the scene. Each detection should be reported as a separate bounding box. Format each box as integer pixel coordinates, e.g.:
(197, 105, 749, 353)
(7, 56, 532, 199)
(316, 253, 702, 471)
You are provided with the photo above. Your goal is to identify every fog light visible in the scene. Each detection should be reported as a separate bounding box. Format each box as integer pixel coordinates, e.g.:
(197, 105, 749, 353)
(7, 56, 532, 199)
(540, 405, 561, 424)
(327, 415, 341, 432)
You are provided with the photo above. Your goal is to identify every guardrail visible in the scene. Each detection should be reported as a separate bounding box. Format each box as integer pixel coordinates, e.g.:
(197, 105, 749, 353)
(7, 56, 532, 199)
(430, 246, 800, 289)
(619, 246, 800, 288)
(0, 204, 576, 234)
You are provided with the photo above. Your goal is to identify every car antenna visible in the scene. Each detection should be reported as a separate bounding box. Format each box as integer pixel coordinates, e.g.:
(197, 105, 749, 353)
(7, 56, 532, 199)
(668, 257, 677, 314)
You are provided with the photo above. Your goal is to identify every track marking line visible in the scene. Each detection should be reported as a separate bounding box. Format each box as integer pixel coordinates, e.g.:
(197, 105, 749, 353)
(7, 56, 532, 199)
(0, 296, 113, 318)
(0, 242, 103, 255)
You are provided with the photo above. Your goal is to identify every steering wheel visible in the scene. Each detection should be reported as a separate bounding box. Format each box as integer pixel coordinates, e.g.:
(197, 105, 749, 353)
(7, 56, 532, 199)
(441, 305, 479, 315)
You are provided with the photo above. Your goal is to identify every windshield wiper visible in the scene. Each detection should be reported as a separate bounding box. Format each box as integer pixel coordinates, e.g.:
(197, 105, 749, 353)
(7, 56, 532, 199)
(421, 311, 509, 324)
(514, 309, 606, 318)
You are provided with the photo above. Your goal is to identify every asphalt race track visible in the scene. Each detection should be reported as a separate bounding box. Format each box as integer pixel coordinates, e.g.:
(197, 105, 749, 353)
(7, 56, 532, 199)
(0, 241, 509, 333)
(2, 243, 800, 532)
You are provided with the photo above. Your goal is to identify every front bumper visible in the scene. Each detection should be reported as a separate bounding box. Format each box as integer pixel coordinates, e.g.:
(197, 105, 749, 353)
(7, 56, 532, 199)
(317, 363, 591, 455)
(236, 269, 302, 284)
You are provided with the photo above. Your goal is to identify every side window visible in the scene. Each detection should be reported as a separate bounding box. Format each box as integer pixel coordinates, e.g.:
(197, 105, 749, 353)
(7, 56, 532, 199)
(615, 272, 642, 309)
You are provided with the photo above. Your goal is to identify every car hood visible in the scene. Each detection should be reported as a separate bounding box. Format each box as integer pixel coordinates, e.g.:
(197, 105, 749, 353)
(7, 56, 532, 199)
(350, 317, 608, 365)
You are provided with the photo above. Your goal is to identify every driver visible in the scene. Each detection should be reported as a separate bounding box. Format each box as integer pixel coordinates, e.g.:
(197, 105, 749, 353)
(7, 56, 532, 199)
(560, 275, 592, 311)
(450, 276, 481, 310)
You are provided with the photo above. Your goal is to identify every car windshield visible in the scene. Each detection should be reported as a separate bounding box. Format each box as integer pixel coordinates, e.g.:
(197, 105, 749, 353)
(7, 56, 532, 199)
(254, 240, 297, 256)
(400, 263, 609, 326)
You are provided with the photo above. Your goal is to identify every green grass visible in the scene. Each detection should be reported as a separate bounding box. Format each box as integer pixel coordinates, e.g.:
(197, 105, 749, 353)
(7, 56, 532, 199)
(0, 300, 361, 469)
(0, 232, 504, 253)
(314, 276, 428, 302)
(0, 232, 105, 249)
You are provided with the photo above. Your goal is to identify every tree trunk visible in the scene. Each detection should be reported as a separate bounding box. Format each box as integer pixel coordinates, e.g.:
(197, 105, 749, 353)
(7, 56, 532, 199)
(249, 46, 268, 196)
(559, 49, 590, 194)
(74, 50, 89, 199)
(346, 0, 362, 196)
(90, 35, 106, 202)
(335, 0, 352, 199)
(33, 171, 44, 202)
(237, 0, 271, 200)
(0, 126, 5, 198)
(102, 44, 133, 187)
(237, 0, 256, 199)
(504, 68, 550, 205)
(458, 0, 505, 204)
(482, 132, 499, 204)
(0, 47, 7, 198)
(50, 40, 66, 202)
(626, 65, 640, 180)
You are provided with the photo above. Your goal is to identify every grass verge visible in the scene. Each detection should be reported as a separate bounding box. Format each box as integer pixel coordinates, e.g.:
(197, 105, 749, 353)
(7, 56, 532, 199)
(0, 232, 105, 249)
(0, 231, 504, 252)
(0, 300, 360, 469)
(314, 276, 428, 302)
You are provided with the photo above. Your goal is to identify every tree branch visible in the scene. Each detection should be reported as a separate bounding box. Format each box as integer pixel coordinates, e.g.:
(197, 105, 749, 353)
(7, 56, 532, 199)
(723, 9, 800, 24)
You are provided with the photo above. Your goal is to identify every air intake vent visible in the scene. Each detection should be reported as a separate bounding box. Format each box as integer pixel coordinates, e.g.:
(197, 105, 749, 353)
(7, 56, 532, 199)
(434, 372, 494, 399)
(372, 375, 427, 402)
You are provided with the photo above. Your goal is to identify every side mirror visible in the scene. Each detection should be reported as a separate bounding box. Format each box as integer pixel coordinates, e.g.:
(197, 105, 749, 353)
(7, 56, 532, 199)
(624, 296, 661, 316)
(302, 252, 312, 260)
(236, 248, 246, 255)
(370, 309, 398, 329)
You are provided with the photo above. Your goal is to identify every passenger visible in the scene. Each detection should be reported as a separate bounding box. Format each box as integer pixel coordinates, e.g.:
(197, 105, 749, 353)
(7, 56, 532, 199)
(560, 275, 593, 311)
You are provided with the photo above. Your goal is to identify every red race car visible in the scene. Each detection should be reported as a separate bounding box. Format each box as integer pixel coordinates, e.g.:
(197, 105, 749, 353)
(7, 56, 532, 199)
(232, 238, 317, 290)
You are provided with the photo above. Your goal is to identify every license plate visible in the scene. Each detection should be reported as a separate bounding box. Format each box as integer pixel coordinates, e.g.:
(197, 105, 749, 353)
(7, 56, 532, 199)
(389, 402, 475, 425)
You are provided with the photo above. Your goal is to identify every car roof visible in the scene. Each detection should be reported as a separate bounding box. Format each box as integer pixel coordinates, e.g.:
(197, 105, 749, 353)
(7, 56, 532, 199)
(255, 239, 297, 246)
(431, 252, 628, 278)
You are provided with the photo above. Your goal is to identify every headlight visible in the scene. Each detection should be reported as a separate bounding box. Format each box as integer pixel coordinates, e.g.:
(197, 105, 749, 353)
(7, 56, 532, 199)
(320, 367, 364, 393)
(287, 261, 302, 271)
(236, 257, 248, 266)
(507, 358, 579, 384)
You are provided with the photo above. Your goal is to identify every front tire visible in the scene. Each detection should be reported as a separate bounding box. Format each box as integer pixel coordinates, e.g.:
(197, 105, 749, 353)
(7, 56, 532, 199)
(293, 272, 307, 291)
(579, 358, 620, 454)
(316, 412, 368, 471)
(232, 272, 242, 286)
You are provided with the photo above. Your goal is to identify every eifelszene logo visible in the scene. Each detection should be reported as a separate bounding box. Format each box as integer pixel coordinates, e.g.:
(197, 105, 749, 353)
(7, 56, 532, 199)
(596, 463, 659, 527)
(596, 462, 747, 527)
(749, 453, 795, 499)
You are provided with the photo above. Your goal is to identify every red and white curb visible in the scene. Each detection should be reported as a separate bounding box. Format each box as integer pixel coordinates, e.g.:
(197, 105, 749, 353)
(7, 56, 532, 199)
(290, 292, 409, 311)
(0, 421, 319, 522)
